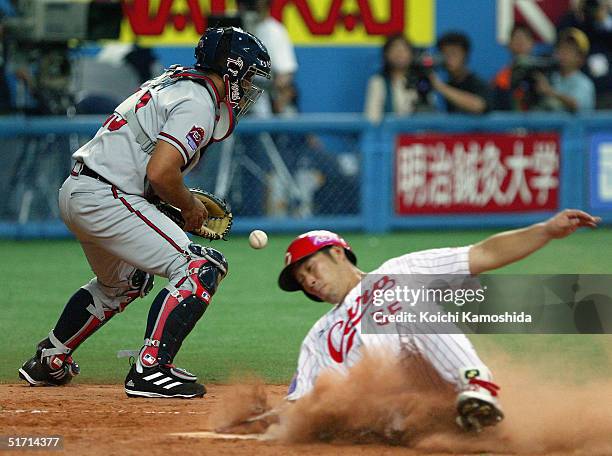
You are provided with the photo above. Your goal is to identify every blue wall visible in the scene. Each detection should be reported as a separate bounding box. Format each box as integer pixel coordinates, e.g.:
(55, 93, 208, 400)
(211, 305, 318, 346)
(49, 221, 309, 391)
(1, 112, 611, 239)
(149, 0, 521, 114)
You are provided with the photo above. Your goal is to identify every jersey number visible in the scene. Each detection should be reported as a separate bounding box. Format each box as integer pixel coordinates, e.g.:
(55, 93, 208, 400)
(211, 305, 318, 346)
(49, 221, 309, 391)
(102, 91, 152, 131)
(103, 114, 127, 131)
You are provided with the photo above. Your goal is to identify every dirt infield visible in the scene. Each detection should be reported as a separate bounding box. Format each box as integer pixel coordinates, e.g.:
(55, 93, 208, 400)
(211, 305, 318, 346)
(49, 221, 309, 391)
(2, 351, 612, 456)
(0, 383, 444, 456)
(3, 379, 612, 455)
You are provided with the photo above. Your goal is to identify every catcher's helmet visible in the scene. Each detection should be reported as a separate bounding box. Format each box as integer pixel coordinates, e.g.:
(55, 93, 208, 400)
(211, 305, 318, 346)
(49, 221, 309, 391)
(278, 230, 357, 300)
(195, 27, 271, 119)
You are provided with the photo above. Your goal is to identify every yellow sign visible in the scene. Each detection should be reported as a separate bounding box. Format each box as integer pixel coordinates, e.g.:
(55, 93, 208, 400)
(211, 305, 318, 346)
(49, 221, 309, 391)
(120, 0, 434, 46)
(274, 0, 434, 46)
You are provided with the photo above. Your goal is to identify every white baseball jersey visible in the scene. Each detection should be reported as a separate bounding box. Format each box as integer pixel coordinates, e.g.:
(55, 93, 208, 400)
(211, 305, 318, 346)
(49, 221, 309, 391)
(286, 246, 485, 401)
(73, 74, 217, 196)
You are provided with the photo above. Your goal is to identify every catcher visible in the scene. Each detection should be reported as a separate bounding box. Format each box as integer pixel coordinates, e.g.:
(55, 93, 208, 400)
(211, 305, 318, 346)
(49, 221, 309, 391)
(232, 210, 599, 433)
(18, 27, 270, 398)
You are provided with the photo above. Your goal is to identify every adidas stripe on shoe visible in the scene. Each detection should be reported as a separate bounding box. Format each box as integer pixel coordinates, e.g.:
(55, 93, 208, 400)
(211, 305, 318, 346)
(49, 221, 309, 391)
(124, 363, 205, 398)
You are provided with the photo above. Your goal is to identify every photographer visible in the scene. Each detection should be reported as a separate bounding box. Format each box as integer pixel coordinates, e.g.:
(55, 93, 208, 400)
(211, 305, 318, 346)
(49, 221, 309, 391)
(11, 42, 73, 115)
(430, 31, 491, 114)
(492, 24, 536, 111)
(364, 34, 434, 123)
(3, 1, 123, 115)
(534, 27, 595, 112)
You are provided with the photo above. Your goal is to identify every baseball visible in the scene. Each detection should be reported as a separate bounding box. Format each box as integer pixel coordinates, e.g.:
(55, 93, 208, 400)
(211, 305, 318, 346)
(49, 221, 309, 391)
(249, 230, 268, 249)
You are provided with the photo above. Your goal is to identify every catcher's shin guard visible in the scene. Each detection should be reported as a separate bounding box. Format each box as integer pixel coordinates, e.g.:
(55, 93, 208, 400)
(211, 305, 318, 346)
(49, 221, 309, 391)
(19, 270, 154, 386)
(54, 271, 154, 355)
(456, 366, 504, 432)
(139, 246, 228, 368)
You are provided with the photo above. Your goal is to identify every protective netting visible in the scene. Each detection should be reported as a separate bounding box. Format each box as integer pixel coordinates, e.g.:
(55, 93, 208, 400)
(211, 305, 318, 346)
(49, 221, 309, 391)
(184, 131, 362, 218)
(0, 134, 83, 223)
(0, 130, 362, 222)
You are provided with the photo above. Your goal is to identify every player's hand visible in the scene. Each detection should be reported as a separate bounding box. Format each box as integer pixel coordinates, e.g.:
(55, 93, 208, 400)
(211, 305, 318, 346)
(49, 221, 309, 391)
(182, 195, 208, 232)
(544, 209, 600, 239)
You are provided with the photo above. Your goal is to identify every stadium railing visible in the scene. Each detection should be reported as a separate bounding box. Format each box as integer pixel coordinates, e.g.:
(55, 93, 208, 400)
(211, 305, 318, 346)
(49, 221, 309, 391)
(0, 112, 610, 239)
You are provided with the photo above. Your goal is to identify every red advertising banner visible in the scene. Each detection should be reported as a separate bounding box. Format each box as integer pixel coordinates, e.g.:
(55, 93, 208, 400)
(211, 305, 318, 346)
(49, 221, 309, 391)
(395, 133, 560, 215)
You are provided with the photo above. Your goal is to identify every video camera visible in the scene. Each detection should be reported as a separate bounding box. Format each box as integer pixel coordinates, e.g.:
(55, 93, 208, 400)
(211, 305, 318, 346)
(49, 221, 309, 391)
(510, 55, 558, 107)
(2, 0, 122, 114)
(4, 0, 122, 43)
(406, 52, 443, 103)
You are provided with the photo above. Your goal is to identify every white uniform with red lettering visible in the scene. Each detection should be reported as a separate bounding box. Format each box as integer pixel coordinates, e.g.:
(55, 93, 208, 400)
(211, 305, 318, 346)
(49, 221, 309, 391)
(62, 69, 223, 301)
(286, 246, 486, 401)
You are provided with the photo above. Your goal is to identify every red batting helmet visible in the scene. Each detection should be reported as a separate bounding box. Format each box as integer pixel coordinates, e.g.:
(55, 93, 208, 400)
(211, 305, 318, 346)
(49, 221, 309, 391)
(278, 230, 357, 298)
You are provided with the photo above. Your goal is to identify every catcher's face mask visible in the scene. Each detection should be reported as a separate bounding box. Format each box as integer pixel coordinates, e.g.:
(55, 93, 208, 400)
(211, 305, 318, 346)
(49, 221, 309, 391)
(233, 66, 269, 119)
(278, 230, 357, 302)
(213, 67, 269, 141)
(195, 27, 271, 132)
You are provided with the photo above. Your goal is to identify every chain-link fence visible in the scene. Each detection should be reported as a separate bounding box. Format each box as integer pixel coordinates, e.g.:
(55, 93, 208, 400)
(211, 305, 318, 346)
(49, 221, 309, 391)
(0, 118, 365, 230)
(186, 130, 362, 219)
(0, 133, 88, 224)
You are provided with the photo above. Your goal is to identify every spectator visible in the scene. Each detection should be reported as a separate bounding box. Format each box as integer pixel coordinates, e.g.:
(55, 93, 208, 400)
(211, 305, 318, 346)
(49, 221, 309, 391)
(0, 21, 11, 113)
(272, 78, 299, 116)
(491, 24, 537, 111)
(12, 43, 73, 115)
(430, 31, 491, 114)
(534, 27, 595, 112)
(364, 34, 433, 123)
(237, 0, 298, 116)
(0, 1, 16, 114)
(557, 0, 612, 108)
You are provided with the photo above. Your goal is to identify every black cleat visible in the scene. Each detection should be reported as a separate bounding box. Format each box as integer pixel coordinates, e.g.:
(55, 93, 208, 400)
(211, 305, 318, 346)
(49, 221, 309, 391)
(18, 338, 80, 386)
(18, 354, 80, 387)
(124, 363, 205, 399)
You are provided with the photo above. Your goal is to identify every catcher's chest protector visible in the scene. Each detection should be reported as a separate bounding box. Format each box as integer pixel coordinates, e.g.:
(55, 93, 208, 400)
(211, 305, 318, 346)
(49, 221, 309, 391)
(141, 65, 235, 141)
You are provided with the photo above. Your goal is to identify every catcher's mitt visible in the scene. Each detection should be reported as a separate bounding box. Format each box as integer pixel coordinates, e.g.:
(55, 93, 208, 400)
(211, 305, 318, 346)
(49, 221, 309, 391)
(156, 189, 233, 240)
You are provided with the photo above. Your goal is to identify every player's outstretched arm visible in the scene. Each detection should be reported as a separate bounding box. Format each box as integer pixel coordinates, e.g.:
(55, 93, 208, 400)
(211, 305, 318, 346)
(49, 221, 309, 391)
(468, 209, 600, 275)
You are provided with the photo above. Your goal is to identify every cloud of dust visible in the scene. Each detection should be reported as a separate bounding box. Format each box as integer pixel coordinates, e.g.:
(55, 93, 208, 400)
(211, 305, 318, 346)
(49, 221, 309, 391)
(210, 376, 270, 432)
(215, 350, 612, 454)
(277, 351, 612, 455)
(272, 352, 468, 448)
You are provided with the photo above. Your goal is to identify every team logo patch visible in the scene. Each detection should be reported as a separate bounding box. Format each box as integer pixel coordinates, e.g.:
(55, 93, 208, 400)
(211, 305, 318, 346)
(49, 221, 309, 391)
(312, 234, 338, 246)
(143, 353, 156, 365)
(465, 369, 480, 379)
(186, 125, 206, 151)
